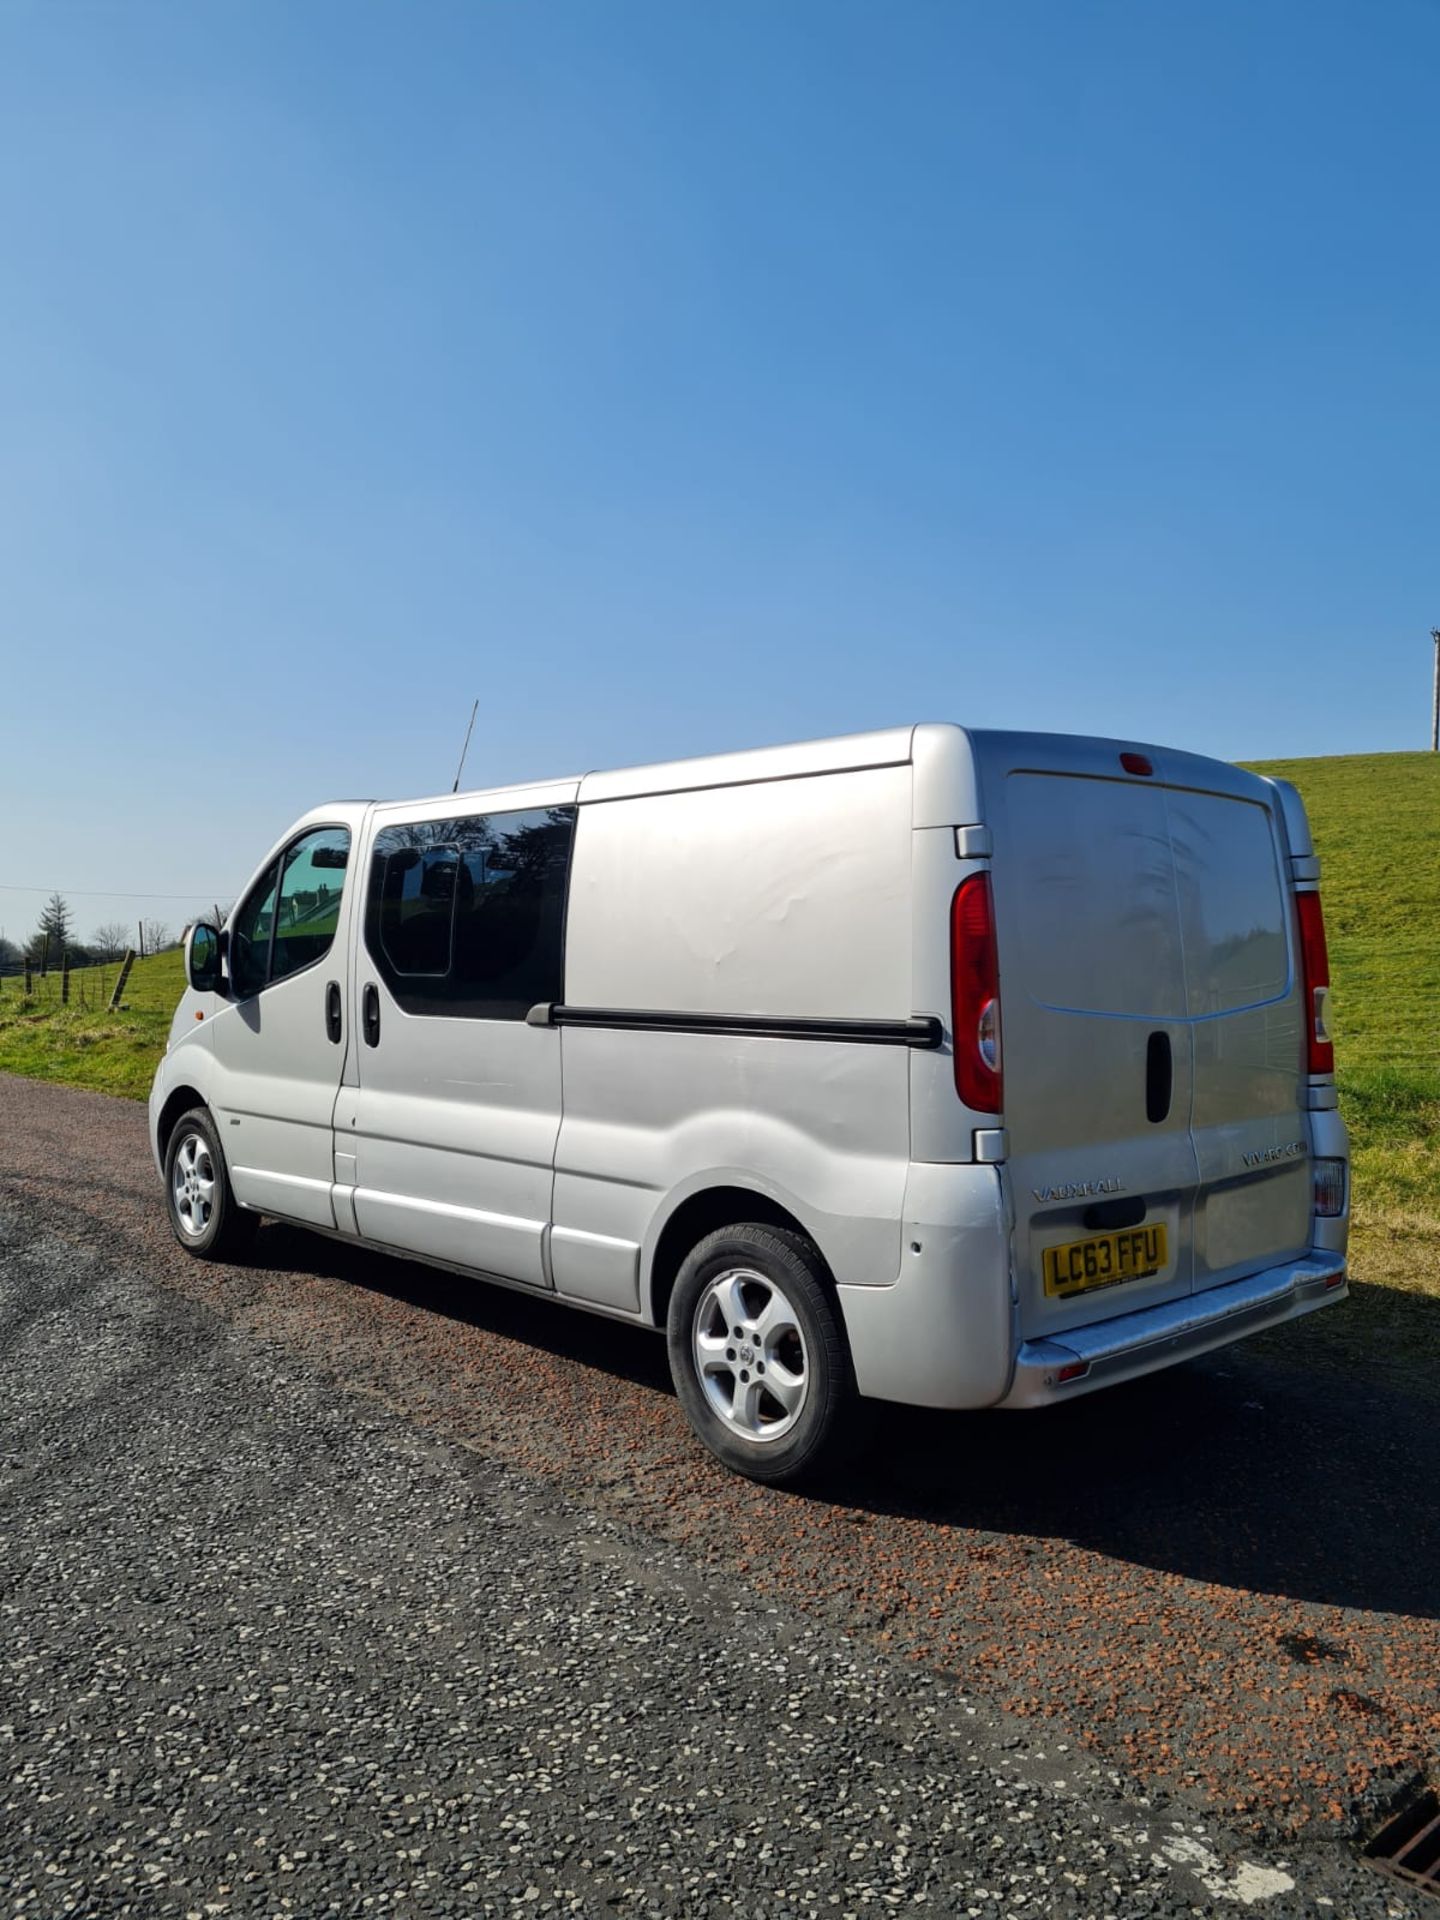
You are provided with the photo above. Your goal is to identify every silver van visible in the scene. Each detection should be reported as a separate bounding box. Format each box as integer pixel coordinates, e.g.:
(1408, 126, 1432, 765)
(150, 725, 1349, 1483)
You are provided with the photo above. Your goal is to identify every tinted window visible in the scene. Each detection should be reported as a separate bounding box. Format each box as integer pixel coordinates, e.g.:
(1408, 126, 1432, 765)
(228, 827, 350, 998)
(272, 830, 351, 982)
(230, 860, 280, 1000)
(366, 807, 575, 1019)
(377, 845, 459, 976)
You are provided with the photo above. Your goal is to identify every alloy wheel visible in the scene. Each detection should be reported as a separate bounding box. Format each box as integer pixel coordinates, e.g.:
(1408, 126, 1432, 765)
(691, 1266, 810, 1443)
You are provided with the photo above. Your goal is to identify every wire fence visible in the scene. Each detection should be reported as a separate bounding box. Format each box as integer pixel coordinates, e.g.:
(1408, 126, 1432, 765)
(0, 950, 142, 1012)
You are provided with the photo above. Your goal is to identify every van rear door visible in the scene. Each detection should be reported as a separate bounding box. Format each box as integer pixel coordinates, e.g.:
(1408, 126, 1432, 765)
(1161, 754, 1311, 1291)
(981, 738, 1200, 1340)
(977, 735, 1312, 1345)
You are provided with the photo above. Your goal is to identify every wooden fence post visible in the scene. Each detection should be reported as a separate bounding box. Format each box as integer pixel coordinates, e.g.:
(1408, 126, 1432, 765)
(61, 952, 71, 1004)
(23, 960, 32, 997)
(108, 950, 136, 1011)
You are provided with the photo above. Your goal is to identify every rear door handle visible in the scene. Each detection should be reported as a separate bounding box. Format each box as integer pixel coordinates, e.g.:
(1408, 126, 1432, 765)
(363, 982, 381, 1048)
(325, 980, 342, 1044)
(1146, 1030, 1173, 1124)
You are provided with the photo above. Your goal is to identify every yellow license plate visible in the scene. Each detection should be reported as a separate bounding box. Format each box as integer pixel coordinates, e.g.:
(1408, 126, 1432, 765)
(1042, 1223, 1168, 1299)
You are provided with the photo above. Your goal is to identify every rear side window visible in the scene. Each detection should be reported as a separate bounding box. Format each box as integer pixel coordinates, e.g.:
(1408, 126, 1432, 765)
(365, 807, 575, 1019)
(229, 827, 351, 999)
(377, 845, 459, 976)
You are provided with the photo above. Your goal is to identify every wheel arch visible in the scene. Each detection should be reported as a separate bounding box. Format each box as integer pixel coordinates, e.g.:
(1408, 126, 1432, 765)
(155, 1084, 209, 1165)
(644, 1183, 831, 1331)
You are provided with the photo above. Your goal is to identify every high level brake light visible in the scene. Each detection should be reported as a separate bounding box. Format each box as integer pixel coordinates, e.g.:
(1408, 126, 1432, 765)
(951, 873, 1003, 1113)
(1296, 890, 1334, 1075)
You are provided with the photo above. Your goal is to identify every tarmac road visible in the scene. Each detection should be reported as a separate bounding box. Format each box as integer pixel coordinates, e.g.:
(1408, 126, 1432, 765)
(1, 1074, 1435, 1916)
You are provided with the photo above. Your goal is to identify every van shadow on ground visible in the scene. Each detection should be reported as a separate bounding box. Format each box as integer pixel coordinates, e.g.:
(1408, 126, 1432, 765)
(252, 1224, 1439, 1625)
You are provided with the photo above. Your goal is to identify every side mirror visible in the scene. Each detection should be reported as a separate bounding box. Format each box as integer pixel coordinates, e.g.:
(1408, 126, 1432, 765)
(186, 922, 223, 993)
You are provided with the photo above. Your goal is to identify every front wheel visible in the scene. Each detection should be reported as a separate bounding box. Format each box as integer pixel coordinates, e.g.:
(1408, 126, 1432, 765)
(666, 1223, 856, 1486)
(163, 1106, 259, 1261)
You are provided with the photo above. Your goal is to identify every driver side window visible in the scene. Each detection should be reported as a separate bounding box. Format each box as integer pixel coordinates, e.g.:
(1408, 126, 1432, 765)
(229, 861, 279, 1000)
(229, 827, 350, 999)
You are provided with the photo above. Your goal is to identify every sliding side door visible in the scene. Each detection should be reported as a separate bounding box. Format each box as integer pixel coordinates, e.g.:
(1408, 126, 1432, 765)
(339, 786, 578, 1286)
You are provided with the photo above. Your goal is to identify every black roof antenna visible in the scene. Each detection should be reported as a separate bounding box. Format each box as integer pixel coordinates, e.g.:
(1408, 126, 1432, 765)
(452, 698, 479, 794)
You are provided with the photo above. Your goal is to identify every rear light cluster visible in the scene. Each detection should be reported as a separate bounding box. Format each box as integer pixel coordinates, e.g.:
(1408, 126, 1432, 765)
(1296, 890, 1334, 1075)
(951, 873, 1002, 1113)
(1313, 1158, 1347, 1218)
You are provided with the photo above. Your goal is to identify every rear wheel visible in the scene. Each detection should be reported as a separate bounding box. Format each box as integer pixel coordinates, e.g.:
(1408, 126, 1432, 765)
(666, 1223, 855, 1485)
(163, 1107, 259, 1261)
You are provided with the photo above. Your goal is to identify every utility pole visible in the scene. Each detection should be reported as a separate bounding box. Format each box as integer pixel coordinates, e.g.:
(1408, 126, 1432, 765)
(1432, 629, 1440, 752)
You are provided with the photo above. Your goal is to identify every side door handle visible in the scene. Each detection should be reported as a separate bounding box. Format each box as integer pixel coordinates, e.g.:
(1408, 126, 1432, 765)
(325, 980, 342, 1044)
(363, 982, 381, 1048)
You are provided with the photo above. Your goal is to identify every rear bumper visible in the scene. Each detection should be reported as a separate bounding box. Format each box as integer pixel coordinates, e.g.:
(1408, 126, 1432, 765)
(997, 1252, 1347, 1408)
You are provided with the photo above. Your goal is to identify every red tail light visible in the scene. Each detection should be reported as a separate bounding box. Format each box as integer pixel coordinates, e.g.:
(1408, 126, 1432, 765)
(1296, 889, 1334, 1075)
(951, 873, 1003, 1113)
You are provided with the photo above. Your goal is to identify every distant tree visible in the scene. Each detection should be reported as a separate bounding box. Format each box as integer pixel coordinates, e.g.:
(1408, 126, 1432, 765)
(0, 934, 19, 976)
(90, 922, 129, 961)
(39, 892, 72, 950)
(139, 919, 171, 956)
(24, 894, 74, 969)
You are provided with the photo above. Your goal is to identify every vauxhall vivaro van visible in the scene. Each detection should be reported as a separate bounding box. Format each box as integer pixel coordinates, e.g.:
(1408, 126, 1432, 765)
(150, 725, 1349, 1482)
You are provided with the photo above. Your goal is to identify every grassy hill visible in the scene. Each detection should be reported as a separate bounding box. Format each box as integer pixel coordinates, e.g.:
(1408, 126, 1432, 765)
(1246, 751, 1440, 1079)
(1243, 753, 1440, 1391)
(1246, 752, 1440, 1217)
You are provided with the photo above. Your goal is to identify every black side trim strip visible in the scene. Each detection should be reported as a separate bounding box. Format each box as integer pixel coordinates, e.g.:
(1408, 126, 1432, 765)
(529, 1004, 944, 1049)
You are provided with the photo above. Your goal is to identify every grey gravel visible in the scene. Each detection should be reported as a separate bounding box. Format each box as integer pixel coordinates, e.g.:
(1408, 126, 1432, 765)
(0, 1205, 1422, 1918)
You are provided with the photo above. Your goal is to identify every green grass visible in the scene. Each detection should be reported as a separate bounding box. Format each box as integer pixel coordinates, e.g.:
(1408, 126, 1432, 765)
(1239, 754, 1440, 1395)
(0, 949, 183, 1099)
(1247, 752, 1440, 1077)
(1246, 752, 1440, 1219)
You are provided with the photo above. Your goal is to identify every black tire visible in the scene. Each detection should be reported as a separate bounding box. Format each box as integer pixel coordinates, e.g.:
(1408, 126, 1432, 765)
(162, 1105, 259, 1262)
(666, 1223, 856, 1486)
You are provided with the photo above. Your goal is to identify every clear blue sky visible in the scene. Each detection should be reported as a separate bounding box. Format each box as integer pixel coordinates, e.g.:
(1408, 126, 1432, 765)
(2, 0, 1437, 941)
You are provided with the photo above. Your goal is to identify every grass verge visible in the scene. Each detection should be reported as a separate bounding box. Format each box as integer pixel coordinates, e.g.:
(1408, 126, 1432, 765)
(0, 951, 181, 1100)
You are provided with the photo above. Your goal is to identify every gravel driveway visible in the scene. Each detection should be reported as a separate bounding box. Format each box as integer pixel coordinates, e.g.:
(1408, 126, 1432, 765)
(1, 1075, 1435, 1916)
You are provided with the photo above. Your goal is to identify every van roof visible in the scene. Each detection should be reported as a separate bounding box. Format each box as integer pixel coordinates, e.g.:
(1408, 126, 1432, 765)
(346, 722, 1269, 822)
(362, 724, 922, 818)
